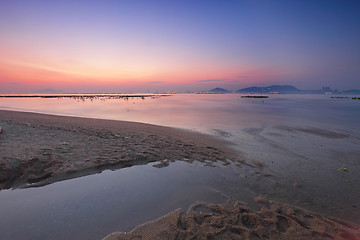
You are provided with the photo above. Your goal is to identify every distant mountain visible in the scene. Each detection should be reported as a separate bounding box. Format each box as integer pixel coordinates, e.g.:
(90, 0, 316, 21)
(236, 85, 300, 94)
(35, 89, 64, 94)
(208, 88, 231, 93)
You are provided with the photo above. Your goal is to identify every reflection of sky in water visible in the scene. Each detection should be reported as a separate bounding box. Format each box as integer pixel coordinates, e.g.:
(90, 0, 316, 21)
(1, 94, 360, 133)
(0, 161, 253, 240)
(0, 94, 360, 239)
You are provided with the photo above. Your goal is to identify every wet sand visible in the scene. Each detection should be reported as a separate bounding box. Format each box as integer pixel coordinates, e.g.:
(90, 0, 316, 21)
(0, 110, 239, 189)
(104, 199, 360, 240)
(1, 109, 360, 239)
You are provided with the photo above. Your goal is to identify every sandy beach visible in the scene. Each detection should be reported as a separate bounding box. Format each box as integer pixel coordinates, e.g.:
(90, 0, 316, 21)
(1, 109, 359, 239)
(104, 199, 360, 240)
(0, 110, 239, 189)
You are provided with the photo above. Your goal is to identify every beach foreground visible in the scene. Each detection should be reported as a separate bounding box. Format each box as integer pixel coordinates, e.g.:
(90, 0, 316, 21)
(0, 110, 239, 189)
(104, 199, 360, 240)
(1, 109, 360, 239)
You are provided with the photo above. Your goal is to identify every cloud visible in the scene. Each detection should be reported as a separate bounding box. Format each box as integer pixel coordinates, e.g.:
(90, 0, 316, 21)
(237, 76, 249, 79)
(0, 58, 85, 77)
(196, 79, 227, 83)
(149, 81, 164, 84)
(232, 80, 241, 83)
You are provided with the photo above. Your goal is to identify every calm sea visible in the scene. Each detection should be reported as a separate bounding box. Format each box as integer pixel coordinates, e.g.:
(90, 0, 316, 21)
(0, 94, 359, 240)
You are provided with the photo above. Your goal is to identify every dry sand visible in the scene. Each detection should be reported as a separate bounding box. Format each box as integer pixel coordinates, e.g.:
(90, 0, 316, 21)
(0, 110, 240, 189)
(104, 199, 360, 240)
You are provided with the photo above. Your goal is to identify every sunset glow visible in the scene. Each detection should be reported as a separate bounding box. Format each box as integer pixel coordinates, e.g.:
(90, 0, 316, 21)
(1, 0, 359, 93)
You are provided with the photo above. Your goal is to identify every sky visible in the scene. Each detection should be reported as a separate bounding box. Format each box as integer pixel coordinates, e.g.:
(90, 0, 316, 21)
(0, 0, 359, 93)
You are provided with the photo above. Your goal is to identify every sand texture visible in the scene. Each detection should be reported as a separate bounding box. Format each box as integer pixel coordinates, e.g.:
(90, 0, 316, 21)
(0, 110, 240, 189)
(104, 200, 360, 240)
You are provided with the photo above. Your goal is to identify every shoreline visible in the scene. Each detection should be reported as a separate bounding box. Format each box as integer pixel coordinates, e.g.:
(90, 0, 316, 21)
(0, 94, 170, 98)
(0, 109, 241, 189)
(1, 109, 360, 239)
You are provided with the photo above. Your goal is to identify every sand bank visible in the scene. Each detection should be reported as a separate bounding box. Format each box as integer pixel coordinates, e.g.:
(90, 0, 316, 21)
(0, 110, 240, 189)
(104, 199, 360, 240)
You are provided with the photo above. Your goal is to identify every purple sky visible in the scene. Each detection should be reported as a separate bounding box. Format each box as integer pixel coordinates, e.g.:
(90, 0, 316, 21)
(0, 0, 359, 93)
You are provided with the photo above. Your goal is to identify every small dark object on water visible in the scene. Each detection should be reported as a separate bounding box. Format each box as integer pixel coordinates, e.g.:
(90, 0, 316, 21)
(241, 95, 269, 98)
(331, 96, 360, 100)
(331, 96, 349, 99)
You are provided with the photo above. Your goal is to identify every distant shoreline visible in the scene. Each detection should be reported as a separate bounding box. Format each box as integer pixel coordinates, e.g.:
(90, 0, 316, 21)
(0, 94, 171, 99)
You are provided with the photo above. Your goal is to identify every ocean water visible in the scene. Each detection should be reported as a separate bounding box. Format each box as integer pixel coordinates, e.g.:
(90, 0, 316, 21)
(0, 94, 360, 239)
(1, 94, 359, 132)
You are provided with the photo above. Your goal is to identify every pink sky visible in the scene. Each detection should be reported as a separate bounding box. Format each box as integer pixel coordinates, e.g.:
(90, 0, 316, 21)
(1, 1, 359, 93)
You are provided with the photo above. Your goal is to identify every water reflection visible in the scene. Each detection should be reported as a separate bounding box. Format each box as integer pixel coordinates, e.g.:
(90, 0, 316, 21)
(0, 94, 360, 239)
(0, 161, 251, 240)
(1, 94, 359, 132)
